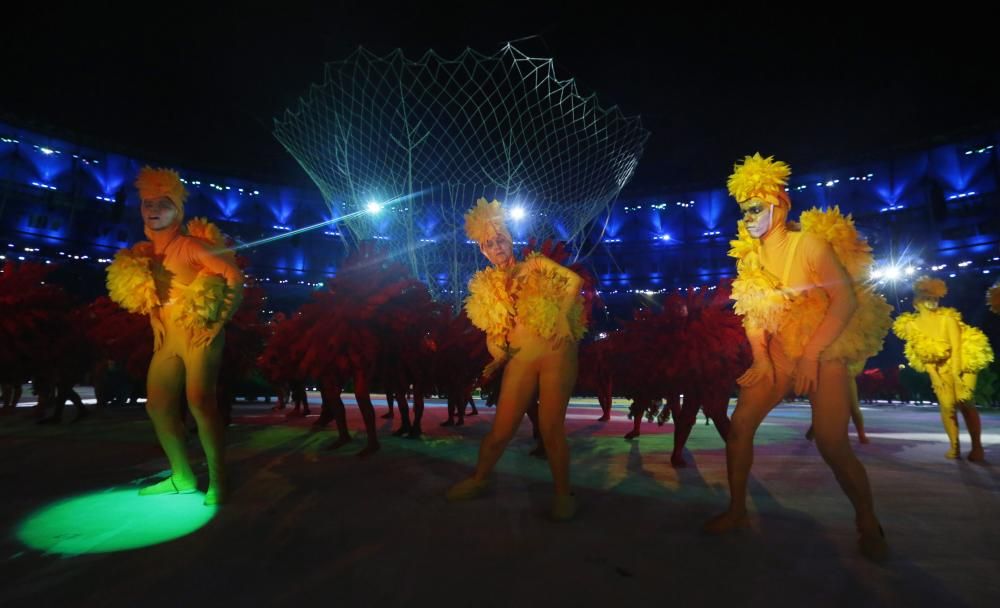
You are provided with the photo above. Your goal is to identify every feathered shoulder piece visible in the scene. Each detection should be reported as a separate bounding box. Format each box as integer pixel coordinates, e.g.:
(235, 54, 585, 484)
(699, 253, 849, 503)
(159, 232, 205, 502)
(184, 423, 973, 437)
(516, 252, 586, 341)
(185, 217, 226, 248)
(728, 221, 787, 333)
(106, 241, 161, 315)
(938, 307, 994, 374)
(798, 206, 872, 281)
(173, 218, 240, 330)
(464, 264, 515, 347)
(106, 219, 232, 319)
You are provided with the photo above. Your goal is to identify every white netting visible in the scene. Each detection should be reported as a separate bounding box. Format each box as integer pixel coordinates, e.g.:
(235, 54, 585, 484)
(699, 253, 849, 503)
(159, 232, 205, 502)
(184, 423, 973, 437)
(274, 45, 648, 301)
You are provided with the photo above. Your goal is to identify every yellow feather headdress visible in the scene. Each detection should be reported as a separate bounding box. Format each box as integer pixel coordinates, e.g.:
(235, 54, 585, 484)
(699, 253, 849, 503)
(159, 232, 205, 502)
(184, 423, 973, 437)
(463, 198, 511, 244)
(727, 153, 792, 208)
(988, 281, 1000, 315)
(913, 276, 947, 301)
(135, 166, 188, 219)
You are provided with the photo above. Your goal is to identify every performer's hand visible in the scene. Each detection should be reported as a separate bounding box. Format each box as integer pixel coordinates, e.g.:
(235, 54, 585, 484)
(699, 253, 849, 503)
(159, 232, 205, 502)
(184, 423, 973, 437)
(192, 324, 221, 349)
(481, 349, 517, 382)
(737, 358, 774, 388)
(481, 358, 505, 382)
(793, 355, 819, 396)
(552, 318, 574, 350)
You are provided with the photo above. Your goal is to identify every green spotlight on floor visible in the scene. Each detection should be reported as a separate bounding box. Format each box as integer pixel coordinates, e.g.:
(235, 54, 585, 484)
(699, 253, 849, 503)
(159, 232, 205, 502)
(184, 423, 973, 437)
(17, 488, 217, 556)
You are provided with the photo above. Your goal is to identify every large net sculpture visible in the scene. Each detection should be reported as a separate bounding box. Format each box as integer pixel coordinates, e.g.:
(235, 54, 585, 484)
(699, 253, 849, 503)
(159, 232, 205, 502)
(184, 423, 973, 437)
(274, 45, 649, 302)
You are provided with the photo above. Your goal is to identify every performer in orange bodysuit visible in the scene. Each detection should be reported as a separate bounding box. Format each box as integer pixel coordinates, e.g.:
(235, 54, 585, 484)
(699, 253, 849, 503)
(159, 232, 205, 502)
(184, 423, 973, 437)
(894, 276, 991, 461)
(107, 167, 243, 505)
(446, 199, 585, 520)
(703, 154, 891, 561)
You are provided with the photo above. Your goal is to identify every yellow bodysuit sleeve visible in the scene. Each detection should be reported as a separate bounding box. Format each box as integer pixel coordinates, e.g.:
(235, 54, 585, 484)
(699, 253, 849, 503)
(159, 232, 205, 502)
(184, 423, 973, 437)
(799, 235, 858, 360)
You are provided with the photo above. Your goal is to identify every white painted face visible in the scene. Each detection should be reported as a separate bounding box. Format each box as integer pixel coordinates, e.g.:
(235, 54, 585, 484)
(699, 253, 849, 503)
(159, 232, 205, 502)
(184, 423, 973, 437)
(740, 198, 774, 239)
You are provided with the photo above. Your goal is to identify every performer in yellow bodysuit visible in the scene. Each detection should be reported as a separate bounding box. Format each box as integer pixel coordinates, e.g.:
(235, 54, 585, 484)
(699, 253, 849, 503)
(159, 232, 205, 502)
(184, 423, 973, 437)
(893, 276, 991, 461)
(107, 167, 243, 505)
(704, 154, 891, 561)
(446, 199, 585, 520)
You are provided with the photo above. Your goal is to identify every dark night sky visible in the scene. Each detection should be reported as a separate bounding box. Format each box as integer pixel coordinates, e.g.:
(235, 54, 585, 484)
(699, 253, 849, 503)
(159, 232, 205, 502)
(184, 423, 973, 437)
(3, 3, 998, 196)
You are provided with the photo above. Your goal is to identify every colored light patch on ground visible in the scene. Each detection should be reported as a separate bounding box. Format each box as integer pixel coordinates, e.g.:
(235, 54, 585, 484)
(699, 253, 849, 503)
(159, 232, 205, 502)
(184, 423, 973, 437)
(17, 488, 216, 556)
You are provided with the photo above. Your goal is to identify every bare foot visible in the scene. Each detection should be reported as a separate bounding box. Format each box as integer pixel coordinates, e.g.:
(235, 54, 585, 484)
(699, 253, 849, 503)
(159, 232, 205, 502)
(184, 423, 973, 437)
(624, 430, 640, 440)
(967, 446, 986, 462)
(550, 494, 576, 521)
(446, 477, 488, 501)
(312, 412, 333, 428)
(702, 510, 750, 534)
(327, 435, 352, 450)
(204, 482, 227, 506)
(356, 443, 380, 458)
(139, 475, 198, 496)
(597, 413, 611, 422)
(857, 522, 888, 562)
(670, 452, 687, 468)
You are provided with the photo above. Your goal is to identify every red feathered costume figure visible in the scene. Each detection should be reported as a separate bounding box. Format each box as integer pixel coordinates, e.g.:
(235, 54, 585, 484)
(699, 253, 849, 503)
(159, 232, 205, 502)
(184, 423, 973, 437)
(84, 296, 153, 408)
(216, 283, 268, 424)
(433, 307, 491, 427)
(663, 283, 750, 466)
(0, 261, 88, 421)
(294, 243, 431, 456)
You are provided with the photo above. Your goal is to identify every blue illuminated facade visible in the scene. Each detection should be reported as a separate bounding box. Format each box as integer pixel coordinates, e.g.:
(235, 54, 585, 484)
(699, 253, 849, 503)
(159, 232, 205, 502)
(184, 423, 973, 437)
(2, 120, 998, 323)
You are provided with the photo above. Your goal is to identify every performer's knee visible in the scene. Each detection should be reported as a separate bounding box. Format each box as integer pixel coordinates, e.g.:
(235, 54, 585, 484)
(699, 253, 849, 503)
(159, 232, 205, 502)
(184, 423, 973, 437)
(485, 426, 516, 448)
(814, 431, 849, 463)
(186, 388, 218, 415)
(727, 410, 757, 442)
(538, 416, 565, 443)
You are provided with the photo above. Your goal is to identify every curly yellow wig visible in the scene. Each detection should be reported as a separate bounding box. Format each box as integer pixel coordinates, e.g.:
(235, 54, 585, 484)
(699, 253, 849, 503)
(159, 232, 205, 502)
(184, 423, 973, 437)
(913, 276, 947, 301)
(464, 198, 511, 244)
(727, 153, 792, 208)
(135, 166, 188, 216)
